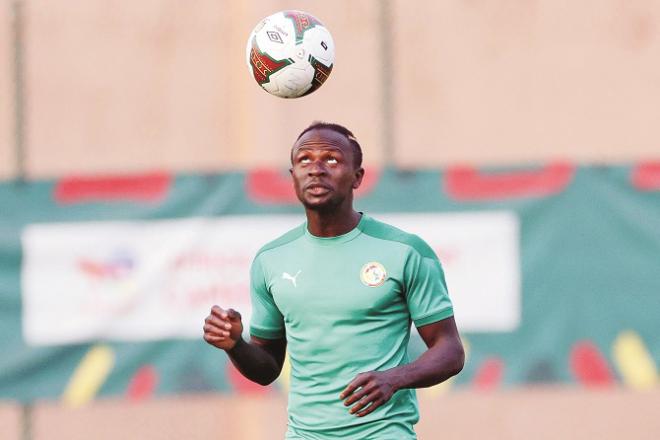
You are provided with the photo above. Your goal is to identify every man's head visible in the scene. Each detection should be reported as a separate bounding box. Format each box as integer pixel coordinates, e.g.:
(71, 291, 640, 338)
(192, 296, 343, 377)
(292, 122, 363, 169)
(290, 122, 364, 212)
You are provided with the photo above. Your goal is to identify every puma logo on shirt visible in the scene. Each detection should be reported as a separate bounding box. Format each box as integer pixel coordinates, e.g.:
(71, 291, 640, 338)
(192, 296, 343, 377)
(282, 270, 302, 287)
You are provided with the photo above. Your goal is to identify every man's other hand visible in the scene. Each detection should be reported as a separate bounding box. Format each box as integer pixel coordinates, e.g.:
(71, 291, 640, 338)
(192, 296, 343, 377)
(203, 306, 244, 350)
(340, 370, 398, 417)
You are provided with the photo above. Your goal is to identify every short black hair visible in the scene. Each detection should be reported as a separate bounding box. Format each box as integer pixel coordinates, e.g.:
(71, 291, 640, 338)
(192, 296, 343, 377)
(294, 121, 363, 168)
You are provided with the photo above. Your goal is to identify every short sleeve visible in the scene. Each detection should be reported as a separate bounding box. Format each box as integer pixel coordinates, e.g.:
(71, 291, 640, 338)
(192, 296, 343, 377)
(403, 246, 454, 328)
(249, 255, 285, 339)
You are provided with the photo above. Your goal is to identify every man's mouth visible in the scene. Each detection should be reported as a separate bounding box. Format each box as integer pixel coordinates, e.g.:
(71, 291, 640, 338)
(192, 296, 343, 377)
(304, 183, 332, 195)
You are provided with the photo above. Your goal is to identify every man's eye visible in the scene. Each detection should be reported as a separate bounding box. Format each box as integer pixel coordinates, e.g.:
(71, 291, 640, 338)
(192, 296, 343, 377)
(327, 158, 338, 164)
(299, 157, 311, 164)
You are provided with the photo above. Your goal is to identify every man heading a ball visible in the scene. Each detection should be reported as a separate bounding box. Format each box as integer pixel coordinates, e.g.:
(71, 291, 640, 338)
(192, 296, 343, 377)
(203, 122, 464, 439)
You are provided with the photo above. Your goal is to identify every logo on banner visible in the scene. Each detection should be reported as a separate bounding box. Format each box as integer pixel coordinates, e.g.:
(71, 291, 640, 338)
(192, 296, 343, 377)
(77, 250, 135, 281)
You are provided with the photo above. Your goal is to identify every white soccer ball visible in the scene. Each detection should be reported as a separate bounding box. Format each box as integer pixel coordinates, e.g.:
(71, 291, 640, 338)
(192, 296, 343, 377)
(246, 10, 335, 98)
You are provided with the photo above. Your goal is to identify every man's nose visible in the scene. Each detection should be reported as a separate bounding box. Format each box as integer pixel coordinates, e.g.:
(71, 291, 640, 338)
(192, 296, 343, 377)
(307, 160, 327, 175)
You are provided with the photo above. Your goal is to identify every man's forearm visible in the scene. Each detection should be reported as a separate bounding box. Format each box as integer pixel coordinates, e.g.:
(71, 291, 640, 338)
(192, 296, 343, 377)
(388, 339, 464, 390)
(338, 336, 464, 417)
(226, 338, 282, 386)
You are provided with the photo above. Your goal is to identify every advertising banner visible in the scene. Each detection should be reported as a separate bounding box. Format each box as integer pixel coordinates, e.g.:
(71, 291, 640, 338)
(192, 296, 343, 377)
(2, 165, 659, 400)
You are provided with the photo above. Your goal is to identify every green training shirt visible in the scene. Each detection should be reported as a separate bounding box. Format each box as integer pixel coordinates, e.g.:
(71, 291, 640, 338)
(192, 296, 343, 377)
(249, 214, 454, 439)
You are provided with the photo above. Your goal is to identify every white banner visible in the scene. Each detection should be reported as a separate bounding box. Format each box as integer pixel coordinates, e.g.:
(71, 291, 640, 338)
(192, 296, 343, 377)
(21, 212, 519, 345)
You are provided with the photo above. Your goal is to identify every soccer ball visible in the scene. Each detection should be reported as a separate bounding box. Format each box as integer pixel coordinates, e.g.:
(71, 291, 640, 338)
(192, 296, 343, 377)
(246, 10, 335, 98)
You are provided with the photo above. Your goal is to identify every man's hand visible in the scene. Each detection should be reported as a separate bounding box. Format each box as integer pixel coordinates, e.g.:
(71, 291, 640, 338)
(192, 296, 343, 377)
(203, 306, 244, 351)
(339, 371, 399, 417)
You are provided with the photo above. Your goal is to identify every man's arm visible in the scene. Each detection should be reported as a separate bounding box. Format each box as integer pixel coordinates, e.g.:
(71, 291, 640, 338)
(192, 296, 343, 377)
(203, 306, 287, 386)
(340, 316, 464, 417)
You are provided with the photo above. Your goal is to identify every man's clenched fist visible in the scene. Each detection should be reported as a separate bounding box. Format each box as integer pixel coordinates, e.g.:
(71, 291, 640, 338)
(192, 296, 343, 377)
(203, 306, 244, 350)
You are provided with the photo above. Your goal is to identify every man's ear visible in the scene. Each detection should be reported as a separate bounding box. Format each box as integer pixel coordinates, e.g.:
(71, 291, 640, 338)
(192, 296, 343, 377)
(352, 167, 365, 189)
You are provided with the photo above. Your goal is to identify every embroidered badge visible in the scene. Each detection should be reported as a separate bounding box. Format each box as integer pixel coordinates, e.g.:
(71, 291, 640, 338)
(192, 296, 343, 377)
(360, 262, 387, 287)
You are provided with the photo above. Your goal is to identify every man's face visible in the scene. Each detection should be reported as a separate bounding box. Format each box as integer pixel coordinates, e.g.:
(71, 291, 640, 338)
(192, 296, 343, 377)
(290, 128, 364, 212)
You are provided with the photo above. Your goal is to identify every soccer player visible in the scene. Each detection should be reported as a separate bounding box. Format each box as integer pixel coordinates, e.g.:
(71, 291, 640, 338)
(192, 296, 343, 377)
(203, 122, 464, 439)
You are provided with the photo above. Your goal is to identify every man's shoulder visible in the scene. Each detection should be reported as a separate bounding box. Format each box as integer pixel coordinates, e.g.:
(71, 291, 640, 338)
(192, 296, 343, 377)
(360, 215, 437, 260)
(255, 222, 306, 258)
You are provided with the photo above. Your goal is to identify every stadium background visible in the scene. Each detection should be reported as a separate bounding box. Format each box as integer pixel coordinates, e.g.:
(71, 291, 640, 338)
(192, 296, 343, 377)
(1, 0, 659, 438)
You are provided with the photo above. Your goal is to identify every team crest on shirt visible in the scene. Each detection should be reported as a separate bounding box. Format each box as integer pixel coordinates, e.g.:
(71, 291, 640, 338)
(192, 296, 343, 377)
(360, 262, 387, 287)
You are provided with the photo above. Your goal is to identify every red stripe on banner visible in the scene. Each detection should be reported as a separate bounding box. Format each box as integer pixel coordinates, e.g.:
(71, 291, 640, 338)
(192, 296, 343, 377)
(631, 161, 660, 191)
(472, 358, 504, 390)
(54, 171, 171, 204)
(227, 362, 270, 394)
(246, 169, 298, 204)
(126, 365, 158, 402)
(355, 169, 380, 197)
(246, 168, 380, 204)
(444, 162, 574, 201)
(569, 341, 615, 387)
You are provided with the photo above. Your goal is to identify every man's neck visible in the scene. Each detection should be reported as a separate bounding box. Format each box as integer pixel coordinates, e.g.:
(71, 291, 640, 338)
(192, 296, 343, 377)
(305, 208, 362, 238)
